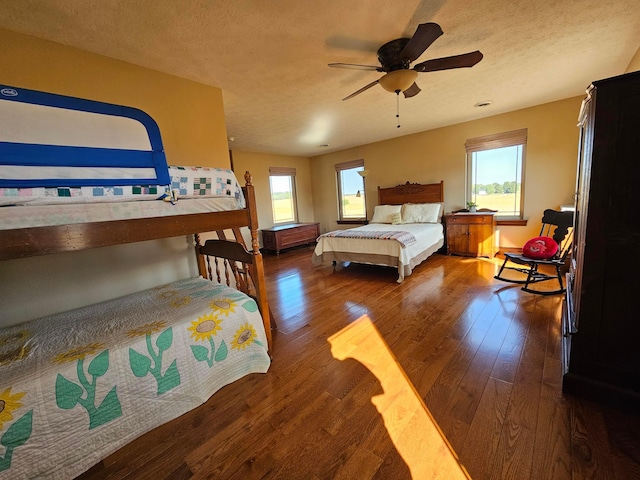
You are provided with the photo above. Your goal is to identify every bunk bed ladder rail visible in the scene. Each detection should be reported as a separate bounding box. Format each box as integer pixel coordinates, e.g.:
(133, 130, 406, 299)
(205, 242, 252, 296)
(196, 235, 274, 350)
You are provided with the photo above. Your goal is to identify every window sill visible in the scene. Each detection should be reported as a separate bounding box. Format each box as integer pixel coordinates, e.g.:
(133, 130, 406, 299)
(497, 218, 528, 226)
(337, 219, 368, 225)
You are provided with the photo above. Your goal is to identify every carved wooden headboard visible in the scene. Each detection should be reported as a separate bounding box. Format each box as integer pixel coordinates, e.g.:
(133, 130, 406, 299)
(377, 181, 444, 205)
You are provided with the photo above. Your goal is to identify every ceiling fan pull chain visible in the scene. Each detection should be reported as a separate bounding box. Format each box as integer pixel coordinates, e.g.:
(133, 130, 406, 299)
(396, 92, 401, 128)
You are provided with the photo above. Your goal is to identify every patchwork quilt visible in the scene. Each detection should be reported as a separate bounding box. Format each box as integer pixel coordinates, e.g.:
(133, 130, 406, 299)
(319, 229, 417, 247)
(0, 166, 245, 208)
(0, 277, 270, 480)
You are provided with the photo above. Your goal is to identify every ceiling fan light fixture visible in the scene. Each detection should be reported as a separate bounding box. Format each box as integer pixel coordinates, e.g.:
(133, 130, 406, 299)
(379, 70, 418, 93)
(331, 23, 482, 101)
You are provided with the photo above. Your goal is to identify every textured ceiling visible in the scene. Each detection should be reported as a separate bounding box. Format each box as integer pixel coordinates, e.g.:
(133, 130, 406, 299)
(1, 0, 639, 157)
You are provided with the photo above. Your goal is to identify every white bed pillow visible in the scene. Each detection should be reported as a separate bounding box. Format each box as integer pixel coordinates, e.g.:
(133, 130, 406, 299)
(371, 204, 402, 223)
(401, 202, 443, 223)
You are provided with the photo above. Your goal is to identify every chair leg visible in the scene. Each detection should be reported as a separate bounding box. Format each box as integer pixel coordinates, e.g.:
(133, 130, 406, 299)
(521, 264, 566, 295)
(495, 257, 534, 284)
(522, 264, 539, 292)
(494, 256, 510, 281)
(556, 265, 564, 292)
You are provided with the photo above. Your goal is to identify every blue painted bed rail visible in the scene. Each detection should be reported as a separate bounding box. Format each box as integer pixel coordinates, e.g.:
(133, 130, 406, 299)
(0, 85, 169, 188)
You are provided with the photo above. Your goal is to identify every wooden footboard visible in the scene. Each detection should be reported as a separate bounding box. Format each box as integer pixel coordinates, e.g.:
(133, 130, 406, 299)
(193, 172, 273, 350)
(196, 237, 273, 350)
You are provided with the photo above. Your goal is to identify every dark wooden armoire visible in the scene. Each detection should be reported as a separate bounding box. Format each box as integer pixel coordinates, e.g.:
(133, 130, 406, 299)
(562, 70, 640, 412)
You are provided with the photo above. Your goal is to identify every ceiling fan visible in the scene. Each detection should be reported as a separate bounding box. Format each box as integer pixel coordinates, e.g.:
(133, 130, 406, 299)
(329, 22, 483, 101)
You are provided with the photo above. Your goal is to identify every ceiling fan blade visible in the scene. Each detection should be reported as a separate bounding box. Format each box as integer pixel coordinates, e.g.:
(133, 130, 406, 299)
(342, 80, 380, 101)
(399, 22, 443, 63)
(329, 63, 382, 72)
(413, 50, 483, 72)
(403, 83, 421, 98)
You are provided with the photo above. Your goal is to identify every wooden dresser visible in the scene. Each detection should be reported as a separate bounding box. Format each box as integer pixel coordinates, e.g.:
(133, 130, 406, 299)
(444, 212, 497, 258)
(562, 71, 640, 411)
(261, 222, 320, 254)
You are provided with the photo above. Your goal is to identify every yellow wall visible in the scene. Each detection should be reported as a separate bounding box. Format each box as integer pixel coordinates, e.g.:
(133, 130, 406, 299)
(0, 28, 230, 326)
(626, 45, 640, 72)
(0, 28, 230, 167)
(231, 150, 315, 240)
(310, 96, 584, 248)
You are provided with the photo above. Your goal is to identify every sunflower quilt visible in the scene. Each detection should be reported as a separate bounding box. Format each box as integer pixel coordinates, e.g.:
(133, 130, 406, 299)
(0, 277, 271, 480)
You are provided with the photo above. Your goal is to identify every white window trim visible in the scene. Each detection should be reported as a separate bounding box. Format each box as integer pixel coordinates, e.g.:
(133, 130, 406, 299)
(465, 129, 527, 219)
(335, 159, 366, 221)
(269, 166, 298, 224)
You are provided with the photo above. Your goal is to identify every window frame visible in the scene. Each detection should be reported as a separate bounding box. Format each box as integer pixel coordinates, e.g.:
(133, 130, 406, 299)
(268, 166, 298, 225)
(335, 159, 367, 222)
(465, 129, 527, 220)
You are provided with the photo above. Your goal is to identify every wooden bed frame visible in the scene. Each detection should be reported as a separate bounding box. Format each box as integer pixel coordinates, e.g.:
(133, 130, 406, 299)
(313, 180, 445, 282)
(0, 171, 273, 348)
(378, 180, 444, 205)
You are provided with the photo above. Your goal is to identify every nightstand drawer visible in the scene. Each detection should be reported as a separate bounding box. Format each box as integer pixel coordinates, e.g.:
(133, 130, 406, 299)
(446, 214, 493, 225)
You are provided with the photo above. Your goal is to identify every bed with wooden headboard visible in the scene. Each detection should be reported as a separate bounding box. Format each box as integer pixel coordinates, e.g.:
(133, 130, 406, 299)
(313, 180, 445, 282)
(0, 85, 272, 479)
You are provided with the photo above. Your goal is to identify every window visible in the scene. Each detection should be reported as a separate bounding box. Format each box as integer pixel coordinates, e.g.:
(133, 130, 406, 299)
(335, 159, 366, 221)
(269, 166, 297, 224)
(465, 129, 527, 218)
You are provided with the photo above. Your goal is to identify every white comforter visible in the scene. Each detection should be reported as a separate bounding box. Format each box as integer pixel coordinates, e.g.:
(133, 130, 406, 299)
(313, 222, 444, 282)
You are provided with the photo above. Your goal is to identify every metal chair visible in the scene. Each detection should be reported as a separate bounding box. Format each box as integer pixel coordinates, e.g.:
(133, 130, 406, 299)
(494, 209, 574, 295)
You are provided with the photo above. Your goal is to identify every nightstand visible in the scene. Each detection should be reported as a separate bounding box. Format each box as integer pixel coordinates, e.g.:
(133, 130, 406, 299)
(444, 212, 497, 258)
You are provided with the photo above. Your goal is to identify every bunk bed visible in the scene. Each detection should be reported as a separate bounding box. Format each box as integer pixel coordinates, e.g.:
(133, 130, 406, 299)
(313, 181, 445, 282)
(0, 85, 272, 480)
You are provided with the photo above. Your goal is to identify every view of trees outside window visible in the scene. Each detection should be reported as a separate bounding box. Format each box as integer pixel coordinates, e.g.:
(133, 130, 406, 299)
(270, 175, 297, 223)
(469, 144, 523, 216)
(338, 167, 366, 219)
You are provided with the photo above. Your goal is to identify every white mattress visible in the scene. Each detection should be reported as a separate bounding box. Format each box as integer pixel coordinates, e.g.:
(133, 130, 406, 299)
(313, 223, 444, 282)
(0, 197, 239, 230)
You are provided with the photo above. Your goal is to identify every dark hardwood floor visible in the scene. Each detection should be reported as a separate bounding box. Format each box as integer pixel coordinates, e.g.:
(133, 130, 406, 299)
(79, 247, 640, 479)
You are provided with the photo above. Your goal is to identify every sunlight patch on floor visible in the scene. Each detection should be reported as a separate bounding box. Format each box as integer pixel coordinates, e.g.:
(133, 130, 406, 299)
(328, 315, 471, 479)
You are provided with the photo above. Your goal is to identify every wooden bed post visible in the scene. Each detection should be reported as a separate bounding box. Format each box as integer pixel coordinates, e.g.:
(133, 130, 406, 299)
(251, 255, 272, 349)
(194, 233, 207, 278)
(242, 171, 273, 349)
(243, 171, 261, 255)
